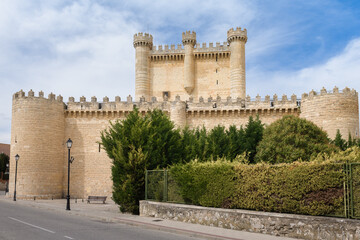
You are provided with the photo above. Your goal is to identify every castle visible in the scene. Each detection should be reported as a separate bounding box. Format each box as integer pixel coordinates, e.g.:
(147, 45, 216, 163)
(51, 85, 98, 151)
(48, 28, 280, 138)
(9, 27, 359, 200)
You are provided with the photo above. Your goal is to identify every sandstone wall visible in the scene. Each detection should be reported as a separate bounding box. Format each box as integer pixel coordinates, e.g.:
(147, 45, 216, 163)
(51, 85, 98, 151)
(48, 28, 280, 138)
(9, 87, 359, 200)
(194, 56, 231, 99)
(186, 96, 299, 129)
(63, 97, 172, 198)
(10, 90, 65, 199)
(149, 52, 231, 101)
(300, 87, 359, 139)
(63, 114, 117, 199)
(149, 59, 185, 100)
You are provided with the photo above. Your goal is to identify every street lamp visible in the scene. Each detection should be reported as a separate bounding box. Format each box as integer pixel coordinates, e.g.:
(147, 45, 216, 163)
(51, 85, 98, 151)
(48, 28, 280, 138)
(14, 154, 19, 201)
(66, 138, 74, 210)
(5, 163, 9, 193)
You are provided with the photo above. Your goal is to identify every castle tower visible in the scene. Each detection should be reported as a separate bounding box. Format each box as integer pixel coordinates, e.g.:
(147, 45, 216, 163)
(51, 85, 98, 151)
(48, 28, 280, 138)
(10, 90, 65, 199)
(134, 33, 153, 101)
(300, 87, 359, 139)
(182, 31, 196, 95)
(227, 27, 247, 99)
(170, 97, 187, 128)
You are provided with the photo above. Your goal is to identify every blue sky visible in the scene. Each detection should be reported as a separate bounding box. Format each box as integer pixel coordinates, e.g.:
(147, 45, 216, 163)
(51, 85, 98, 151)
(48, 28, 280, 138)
(1, 0, 360, 143)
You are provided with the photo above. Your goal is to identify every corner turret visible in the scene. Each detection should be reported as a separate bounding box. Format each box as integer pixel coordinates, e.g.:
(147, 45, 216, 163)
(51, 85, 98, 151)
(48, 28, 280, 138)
(182, 31, 196, 95)
(134, 33, 153, 101)
(182, 31, 196, 46)
(10, 90, 66, 199)
(227, 27, 247, 100)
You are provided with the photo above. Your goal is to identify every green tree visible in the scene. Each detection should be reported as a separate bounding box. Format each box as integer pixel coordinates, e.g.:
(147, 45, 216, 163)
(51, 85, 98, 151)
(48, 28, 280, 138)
(180, 127, 198, 162)
(255, 115, 335, 164)
(244, 116, 264, 163)
(226, 125, 246, 160)
(347, 133, 354, 148)
(207, 125, 229, 159)
(333, 129, 346, 151)
(194, 127, 209, 161)
(101, 108, 182, 214)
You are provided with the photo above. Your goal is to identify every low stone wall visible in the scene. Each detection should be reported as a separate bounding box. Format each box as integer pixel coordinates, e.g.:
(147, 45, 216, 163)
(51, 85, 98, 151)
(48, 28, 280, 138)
(140, 200, 360, 240)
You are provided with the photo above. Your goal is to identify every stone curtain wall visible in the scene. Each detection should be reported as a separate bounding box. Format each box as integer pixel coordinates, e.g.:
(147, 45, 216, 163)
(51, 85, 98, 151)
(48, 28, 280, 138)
(63, 116, 114, 199)
(9, 87, 359, 199)
(149, 46, 232, 101)
(140, 200, 360, 240)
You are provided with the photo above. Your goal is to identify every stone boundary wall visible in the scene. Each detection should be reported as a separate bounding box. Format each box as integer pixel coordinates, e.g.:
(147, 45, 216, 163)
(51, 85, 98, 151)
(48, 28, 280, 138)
(139, 200, 360, 240)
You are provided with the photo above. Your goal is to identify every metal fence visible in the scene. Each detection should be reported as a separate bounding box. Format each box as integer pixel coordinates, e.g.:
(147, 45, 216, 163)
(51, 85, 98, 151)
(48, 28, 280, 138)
(345, 162, 360, 219)
(145, 169, 184, 203)
(145, 162, 360, 219)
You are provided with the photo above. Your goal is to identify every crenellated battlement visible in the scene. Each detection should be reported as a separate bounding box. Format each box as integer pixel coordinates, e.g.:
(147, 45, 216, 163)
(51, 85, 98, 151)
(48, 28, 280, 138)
(14, 87, 357, 116)
(301, 86, 358, 100)
(63, 93, 300, 115)
(182, 30, 196, 46)
(12, 89, 64, 102)
(186, 93, 299, 112)
(133, 32, 153, 49)
(151, 42, 230, 54)
(65, 95, 173, 114)
(227, 27, 247, 43)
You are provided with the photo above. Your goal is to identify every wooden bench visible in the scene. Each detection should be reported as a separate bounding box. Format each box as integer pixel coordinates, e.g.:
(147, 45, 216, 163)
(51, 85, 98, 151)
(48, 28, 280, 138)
(87, 196, 107, 204)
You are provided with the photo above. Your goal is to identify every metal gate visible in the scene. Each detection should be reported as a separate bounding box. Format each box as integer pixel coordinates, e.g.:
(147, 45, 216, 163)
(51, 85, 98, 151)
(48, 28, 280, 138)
(345, 162, 360, 219)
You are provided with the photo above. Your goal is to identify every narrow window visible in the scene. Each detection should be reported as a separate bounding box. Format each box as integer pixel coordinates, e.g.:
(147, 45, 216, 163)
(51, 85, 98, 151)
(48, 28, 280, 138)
(216, 80, 218, 85)
(216, 55, 218, 61)
(216, 69, 218, 73)
(163, 91, 170, 98)
(99, 143, 101, 152)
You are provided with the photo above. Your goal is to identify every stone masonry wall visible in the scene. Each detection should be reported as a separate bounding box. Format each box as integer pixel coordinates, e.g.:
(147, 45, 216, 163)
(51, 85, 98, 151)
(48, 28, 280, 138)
(149, 50, 231, 101)
(300, 87, 359, 139)
(62, 97, 172, 198)
(9, 87, 359, 199)
(10, 90, 65, 199)
(140, 200, 360, 240)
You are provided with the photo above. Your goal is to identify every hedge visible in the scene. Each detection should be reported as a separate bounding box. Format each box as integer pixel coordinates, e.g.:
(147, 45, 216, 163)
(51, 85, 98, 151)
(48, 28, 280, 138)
(169, 160, 345, 216)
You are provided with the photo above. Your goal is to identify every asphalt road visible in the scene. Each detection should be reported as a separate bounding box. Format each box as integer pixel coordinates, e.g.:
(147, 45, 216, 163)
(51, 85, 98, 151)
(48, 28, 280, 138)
(0, 200, 202, 240)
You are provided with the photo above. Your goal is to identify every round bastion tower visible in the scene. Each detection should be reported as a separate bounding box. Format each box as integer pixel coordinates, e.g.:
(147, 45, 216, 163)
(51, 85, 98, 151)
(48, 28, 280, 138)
(182, 31, 196, 95)
(300, 87, 359, 140)
(10, 90, 65, 199)
(227, 27, 247, 99)
(134, 32, 153, 102)
(170, 96, 187, 129)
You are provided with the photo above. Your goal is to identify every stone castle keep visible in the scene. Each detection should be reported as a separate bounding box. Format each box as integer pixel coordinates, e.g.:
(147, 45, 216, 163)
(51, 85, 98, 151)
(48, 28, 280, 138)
(9, 27, 359, 199)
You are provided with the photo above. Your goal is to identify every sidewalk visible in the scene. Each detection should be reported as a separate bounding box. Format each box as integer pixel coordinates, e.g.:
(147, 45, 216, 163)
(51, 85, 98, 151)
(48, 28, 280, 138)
(0, 194, 299, 240)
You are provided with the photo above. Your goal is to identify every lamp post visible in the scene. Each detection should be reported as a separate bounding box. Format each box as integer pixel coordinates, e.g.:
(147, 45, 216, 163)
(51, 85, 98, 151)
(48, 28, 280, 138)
(5, 163, 9, 193)
(66, 138, 74, 210)
(14, 154, 19, 201)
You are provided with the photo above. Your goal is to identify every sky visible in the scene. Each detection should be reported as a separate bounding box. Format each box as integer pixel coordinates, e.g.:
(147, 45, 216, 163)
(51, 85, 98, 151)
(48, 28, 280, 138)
(1, 0, 360, 143)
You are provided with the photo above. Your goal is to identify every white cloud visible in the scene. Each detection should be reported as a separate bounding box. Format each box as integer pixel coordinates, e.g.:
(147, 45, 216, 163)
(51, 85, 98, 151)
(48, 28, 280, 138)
(247, 38, 360, 97)
(0, 1, 359, 143)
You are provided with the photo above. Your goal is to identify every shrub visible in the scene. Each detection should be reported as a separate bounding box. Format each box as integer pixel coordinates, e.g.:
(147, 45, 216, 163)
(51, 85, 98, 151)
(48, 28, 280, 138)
(230, 161, 344, 216)
(170, 159, 345, 216)
(255, 115, 336, 163)
(170, 160, 236, 207)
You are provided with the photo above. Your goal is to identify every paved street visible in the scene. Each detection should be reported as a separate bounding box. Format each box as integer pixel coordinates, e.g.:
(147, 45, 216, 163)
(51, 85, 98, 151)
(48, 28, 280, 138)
(0, 199, 203, 240)
(0, 193, 299, 240)
(0, 199, 202, 240)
